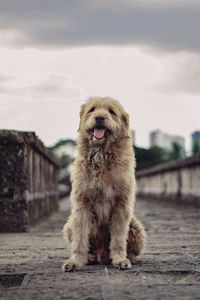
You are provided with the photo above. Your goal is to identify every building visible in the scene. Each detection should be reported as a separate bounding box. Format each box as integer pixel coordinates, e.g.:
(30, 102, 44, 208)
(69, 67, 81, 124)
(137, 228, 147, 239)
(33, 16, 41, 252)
(130, 129, 136, 145)
(150, 130, 185, 154)
(191, 131, 200, 153)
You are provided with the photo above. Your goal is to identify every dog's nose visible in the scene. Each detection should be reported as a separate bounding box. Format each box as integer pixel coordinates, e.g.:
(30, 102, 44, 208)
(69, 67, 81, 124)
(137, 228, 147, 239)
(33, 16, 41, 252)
(95, 116, 105, 124)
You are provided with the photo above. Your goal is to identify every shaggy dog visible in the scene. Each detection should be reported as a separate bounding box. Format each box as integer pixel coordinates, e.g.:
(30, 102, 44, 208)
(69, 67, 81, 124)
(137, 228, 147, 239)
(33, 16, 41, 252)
(62, 96, 146, 271)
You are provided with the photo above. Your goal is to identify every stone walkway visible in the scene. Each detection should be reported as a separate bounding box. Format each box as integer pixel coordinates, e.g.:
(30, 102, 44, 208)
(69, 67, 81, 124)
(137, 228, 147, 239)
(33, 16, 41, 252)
(0, 198, 200, 300)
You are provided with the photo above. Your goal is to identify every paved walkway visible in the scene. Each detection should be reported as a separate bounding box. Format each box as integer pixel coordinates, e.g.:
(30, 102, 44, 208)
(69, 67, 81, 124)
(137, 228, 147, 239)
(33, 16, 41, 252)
(0, 198, 200, 300)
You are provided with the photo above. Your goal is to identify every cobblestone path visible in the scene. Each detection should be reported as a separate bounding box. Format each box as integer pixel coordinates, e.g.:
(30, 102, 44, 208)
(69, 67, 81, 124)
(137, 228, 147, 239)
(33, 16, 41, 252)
(0, 198, 200, 299)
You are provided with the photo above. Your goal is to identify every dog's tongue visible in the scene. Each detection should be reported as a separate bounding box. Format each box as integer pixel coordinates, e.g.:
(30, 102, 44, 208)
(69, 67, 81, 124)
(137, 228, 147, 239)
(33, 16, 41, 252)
(94, 128, 105, 139)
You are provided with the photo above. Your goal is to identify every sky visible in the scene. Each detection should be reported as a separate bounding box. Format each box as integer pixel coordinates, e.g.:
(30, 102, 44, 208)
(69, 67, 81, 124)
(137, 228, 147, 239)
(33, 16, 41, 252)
(0, 0, 200, 152)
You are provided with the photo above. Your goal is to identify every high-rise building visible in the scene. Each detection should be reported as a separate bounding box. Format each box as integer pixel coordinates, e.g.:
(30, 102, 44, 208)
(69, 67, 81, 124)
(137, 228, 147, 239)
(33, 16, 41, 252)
(130, 129, 136, 145)
(150, 130, 185, 155)
(191, 131, 200, 153)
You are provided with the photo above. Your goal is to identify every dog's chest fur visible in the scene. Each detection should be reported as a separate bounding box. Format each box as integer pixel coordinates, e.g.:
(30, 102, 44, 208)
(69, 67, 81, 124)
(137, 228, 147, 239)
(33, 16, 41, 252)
(85, 146, 116, 222)
(87, 145, 115, 171)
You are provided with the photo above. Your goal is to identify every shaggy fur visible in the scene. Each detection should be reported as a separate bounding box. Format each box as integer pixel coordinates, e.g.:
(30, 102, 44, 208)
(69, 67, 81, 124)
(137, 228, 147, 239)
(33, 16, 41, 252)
(62, 96, 146, 271)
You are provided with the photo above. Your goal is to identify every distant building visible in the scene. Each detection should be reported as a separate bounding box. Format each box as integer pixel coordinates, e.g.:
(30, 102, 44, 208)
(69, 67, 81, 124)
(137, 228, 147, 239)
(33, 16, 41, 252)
(150, 130, 185, 154)
(130, 129, 136, 145)
(191, 131, 200, 153)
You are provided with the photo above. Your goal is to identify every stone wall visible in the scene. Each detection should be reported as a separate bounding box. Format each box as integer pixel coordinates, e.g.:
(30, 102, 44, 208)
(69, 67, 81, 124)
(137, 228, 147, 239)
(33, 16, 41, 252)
(136, 153, 200, 207)
(0, 130, 60, 232)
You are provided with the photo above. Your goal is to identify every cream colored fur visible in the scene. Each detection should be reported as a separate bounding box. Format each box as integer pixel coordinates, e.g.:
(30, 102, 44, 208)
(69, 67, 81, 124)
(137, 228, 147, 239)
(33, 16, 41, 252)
(62, 96, 146, 271)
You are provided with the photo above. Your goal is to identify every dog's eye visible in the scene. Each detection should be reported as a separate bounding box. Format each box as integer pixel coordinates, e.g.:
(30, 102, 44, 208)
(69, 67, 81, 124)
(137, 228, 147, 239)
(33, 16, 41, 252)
(109, 108, 117, 116)
(88, 107, 95, 113)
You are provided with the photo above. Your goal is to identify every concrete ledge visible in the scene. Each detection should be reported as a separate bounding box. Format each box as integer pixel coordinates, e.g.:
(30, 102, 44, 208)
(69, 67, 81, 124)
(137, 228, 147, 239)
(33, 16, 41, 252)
(136, 193, 200, 208)
(0, 130, 58, 166)
(136, 154, 200, 207)
(0, 130, 60, 232)
(136, 153, 200, 177)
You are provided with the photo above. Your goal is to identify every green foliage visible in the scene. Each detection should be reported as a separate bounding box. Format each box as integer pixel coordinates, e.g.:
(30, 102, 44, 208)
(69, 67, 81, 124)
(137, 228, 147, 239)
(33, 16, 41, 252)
(59, 154, 74, 169)
(135, 142, 185, 170)
(134, 145, 170, 170)
(192, 142, 200, 154)
(50, 138, 76, 150)
(169, 142, 185, 160)
(50, 138, 76, 169)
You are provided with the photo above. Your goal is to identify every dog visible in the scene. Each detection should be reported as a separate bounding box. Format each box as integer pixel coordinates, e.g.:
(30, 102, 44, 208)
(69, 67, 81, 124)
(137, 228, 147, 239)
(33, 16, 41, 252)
(62, 96, 146, 271)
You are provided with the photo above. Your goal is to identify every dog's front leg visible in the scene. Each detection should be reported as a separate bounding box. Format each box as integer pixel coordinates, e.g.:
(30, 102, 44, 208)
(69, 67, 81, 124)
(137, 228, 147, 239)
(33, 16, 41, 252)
(62, 205, 92, 272)
(110, 204, 131, 270)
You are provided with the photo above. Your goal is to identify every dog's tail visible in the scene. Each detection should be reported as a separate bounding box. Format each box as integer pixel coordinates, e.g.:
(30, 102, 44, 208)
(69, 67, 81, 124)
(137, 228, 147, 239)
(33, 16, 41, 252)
(63, 217, 73, 244)
(128, 216, 146, 257)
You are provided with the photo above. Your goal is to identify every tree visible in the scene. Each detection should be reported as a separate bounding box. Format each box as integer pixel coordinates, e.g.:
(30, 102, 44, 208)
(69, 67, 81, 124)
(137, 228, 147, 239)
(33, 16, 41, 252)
(192, 142, 200, 154)
(134, 146, 170, 170)
(170, 142, 185, 160)
(60, 154, 74, 169)
(50, 139, 76, 150)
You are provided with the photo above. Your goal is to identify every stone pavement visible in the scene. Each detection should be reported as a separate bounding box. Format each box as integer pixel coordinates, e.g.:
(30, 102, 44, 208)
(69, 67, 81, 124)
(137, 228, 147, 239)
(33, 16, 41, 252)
(0, 197, 200, 300)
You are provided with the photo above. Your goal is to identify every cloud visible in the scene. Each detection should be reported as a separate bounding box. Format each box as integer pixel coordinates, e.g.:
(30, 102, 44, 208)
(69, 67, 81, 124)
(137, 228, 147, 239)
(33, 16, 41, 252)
(0, 73, 81, 99)
(29, 75, 81, 99)
(0, 0, 199, 52)
(151, 52, 200, 96)
(0, 73, 13, 83)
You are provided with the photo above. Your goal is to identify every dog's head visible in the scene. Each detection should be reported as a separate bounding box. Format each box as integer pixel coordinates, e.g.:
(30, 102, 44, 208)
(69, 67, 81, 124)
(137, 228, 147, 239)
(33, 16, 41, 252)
(78, 96, 130, 145)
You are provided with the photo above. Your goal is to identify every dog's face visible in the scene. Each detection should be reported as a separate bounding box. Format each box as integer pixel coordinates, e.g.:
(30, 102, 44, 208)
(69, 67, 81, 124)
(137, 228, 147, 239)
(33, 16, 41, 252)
(79, 97, 129, 145)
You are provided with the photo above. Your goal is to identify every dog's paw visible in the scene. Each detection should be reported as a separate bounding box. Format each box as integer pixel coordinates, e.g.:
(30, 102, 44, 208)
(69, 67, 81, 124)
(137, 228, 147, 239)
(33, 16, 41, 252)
(113, 258, 132, 270)
(128, 253, 137, 264)
(87, 254, 97, 265)
(62, 257, 84, 272)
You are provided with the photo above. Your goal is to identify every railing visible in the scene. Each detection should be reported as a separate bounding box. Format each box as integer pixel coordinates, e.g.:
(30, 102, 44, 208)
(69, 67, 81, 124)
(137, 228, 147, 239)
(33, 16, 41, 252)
(136, 153, 200, 207)
(0, 130, 60, 232)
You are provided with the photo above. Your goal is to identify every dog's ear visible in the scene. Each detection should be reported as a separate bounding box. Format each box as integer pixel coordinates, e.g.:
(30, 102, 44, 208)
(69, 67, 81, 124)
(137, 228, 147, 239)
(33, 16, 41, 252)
(80, 103, 86, 118)
(78, 103, 86, 131)
(122, 111, 129, 129)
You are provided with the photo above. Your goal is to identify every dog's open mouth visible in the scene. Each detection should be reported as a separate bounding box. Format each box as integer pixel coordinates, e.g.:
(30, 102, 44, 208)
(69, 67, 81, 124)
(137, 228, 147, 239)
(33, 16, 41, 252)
(93, 128, 106, 139)
(90, 126, 111, 140)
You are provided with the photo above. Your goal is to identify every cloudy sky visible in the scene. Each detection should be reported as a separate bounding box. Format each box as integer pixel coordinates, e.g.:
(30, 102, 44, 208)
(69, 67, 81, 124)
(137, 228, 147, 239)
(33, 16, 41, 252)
(0, 0, 200, 152)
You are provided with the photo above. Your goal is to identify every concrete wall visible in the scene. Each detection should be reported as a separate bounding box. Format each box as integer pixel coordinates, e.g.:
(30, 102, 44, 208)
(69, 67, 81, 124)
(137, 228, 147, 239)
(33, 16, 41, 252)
(0, 130, 60, 232)
(136, 154, 200, 207)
